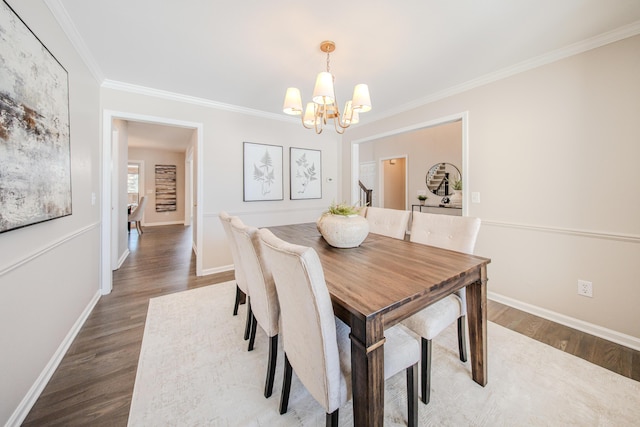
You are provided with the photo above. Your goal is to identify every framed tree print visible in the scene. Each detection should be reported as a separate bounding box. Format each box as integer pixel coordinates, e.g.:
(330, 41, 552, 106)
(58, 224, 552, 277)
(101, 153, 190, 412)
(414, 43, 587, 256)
(290, 147, 322, 200)
(243, 142, 283, 201)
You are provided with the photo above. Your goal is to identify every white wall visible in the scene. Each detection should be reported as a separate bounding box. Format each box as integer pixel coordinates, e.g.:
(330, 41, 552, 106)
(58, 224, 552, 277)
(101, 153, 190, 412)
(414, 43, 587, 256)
(0, 1, 101, 424)
(342, 35, 640, 345)
(100, 89, 341, 275)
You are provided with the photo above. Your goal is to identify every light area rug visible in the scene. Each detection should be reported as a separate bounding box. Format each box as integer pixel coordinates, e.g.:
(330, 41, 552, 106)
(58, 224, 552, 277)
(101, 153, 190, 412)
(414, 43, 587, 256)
(129, 281, 640, 426)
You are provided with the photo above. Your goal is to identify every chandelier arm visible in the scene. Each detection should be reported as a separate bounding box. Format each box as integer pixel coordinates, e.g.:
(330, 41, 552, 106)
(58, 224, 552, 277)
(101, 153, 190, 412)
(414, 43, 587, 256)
(300, 113, 313, 130)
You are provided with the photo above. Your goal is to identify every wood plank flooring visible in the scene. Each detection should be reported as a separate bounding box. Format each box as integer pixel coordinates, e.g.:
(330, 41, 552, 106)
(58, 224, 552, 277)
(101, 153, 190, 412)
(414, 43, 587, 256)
(22, 224, 639, 426)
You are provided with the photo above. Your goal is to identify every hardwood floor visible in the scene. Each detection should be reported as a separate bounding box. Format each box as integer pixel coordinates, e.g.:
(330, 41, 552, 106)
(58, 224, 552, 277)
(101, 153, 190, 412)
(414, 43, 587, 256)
(22, 225, 639, 425)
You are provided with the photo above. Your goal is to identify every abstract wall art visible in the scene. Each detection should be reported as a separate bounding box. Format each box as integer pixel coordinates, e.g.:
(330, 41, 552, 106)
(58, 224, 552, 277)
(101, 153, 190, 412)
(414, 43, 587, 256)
(0, 1, 72, 233)
(155, 164, 177, 212)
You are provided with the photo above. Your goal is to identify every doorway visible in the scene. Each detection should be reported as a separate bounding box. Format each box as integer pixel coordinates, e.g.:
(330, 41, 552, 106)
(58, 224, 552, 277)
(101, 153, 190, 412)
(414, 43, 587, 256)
(101, 111, 204, 295)
(351, 112, 468, 215)
(380, 156, 407, 210)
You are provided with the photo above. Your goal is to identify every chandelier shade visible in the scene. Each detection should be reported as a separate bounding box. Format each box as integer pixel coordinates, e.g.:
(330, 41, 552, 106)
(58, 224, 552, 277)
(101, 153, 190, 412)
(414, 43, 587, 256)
(282, 40, 371, 134)
(283, 87, 303, 115)
(312, 72, 335, 105)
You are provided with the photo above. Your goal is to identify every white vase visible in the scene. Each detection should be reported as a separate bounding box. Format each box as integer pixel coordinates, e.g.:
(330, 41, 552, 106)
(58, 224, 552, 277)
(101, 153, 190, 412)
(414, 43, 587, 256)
(316, 214, 370, 248)
(450, 190, 462, 207)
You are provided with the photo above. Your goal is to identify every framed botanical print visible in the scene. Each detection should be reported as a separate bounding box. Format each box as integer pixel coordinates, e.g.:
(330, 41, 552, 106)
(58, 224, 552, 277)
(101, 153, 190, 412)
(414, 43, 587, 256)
(290, 147, 322, 200)
(243, 142, 283, 201)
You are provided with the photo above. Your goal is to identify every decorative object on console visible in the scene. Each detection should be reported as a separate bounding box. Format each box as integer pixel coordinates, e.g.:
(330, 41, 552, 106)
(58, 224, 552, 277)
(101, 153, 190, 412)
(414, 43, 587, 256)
(316, 201, 369, 248)
(283, 41, 371, 134)
(450, 179, 462, 208)
(417, 194, 428, 205)
(0, 1, 71, 233)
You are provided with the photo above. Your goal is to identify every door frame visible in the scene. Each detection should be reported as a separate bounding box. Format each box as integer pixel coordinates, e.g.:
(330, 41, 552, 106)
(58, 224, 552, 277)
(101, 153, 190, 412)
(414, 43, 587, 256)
(350, 111, 469, 215)
(101, 110, 204, 295)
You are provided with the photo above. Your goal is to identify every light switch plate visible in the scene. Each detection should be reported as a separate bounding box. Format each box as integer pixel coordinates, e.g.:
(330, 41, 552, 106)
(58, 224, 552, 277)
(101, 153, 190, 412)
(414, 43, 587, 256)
(472, 192, 481, 203)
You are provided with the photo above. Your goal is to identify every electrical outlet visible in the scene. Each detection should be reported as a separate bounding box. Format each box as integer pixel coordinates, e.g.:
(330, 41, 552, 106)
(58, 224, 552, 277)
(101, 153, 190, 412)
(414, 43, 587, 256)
(577, 280, 593, 297)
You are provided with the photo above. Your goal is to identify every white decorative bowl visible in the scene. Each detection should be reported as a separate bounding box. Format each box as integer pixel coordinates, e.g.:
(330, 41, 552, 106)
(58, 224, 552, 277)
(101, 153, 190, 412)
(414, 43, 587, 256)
(316, 213, 369, 248)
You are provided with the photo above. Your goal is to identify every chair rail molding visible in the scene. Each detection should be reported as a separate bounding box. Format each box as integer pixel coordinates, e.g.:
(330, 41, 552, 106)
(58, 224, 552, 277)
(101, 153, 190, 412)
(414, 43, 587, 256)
(0, 222, 100, 278)
(483, 220, 640, 244)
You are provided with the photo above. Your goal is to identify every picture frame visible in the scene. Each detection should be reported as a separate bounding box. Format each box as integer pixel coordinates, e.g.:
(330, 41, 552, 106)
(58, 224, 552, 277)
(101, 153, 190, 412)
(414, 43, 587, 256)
(155, 164, 177, 212)
(290, 147, 322, 200)
(0, 1, 72, 233)
(243, 142, 283, 201)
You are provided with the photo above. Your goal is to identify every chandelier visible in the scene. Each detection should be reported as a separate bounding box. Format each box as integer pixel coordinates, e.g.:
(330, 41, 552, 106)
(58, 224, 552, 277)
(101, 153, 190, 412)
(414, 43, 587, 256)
(282, 41, 371, 134)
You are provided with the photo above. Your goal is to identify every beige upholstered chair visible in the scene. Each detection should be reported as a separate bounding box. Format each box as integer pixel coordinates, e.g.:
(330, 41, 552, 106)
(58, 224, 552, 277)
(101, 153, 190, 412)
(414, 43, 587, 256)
(128, 196, 148, 235)
(229, 218, 280, 398)
(365, 206, 411, 240)
(258, 228, 420, 426)
(218, 212, 252, 341)
(402, 211, 481, 404)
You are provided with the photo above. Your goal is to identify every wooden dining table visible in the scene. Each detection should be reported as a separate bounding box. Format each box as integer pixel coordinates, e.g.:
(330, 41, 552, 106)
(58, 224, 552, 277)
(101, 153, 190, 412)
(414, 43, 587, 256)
(269, 222, 491, 427)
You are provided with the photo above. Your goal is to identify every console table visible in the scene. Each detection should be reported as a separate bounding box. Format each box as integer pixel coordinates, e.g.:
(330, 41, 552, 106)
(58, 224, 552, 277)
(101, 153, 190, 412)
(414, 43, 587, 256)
(411, 204, 462, 217)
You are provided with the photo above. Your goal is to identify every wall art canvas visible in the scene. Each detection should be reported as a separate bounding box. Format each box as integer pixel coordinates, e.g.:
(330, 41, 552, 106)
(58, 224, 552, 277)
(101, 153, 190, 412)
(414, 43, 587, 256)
(243, 142, 283, 201)
(290, 147, 322, 200)
(0, 1, 71, 233)
(155, 164, 177, 212)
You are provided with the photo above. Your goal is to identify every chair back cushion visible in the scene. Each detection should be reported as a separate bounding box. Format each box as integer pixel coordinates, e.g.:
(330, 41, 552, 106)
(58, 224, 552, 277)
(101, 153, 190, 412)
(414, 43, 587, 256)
(128, 196, 147, 222)
(410, 212, 481, 313)
(229, 218, 279, 337)
(365, 207, 410, 240)
(218, 212, 247, 294)
(258, 228, 347, 413)
(409, 211, 480, 254)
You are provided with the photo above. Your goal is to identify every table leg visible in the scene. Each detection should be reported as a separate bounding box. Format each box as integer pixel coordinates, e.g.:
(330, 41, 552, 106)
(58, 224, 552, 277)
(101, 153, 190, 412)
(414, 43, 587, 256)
(349, 317, 385, 427)
(466, 266, 488, 386)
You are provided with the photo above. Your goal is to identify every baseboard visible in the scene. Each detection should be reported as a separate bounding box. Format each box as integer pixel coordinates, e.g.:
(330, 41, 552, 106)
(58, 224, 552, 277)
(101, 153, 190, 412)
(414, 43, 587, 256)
(6, 290, 102, 427)
(201, 264, 233, 276)
(116, 249, 130, 270)
(143, 220, 185, 227)
(488, 291, 640, 351)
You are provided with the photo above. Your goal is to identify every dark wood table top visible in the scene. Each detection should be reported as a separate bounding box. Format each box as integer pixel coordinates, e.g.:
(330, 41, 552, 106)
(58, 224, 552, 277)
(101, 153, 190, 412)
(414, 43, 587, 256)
(269, 222, 491, 327)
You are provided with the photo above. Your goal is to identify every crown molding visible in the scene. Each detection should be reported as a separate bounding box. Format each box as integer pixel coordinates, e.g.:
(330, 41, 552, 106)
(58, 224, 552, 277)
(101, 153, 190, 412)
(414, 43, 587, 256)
(101, 79, 291, 122)
(44, 0, 104, 84)
(368, 20, 640, 122)
(45, 0, 640, 123)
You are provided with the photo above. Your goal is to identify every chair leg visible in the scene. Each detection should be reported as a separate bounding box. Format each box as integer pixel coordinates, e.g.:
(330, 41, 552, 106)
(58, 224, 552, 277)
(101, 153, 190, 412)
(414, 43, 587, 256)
(136, 221, 143, 234)
(407, 363, 418, 427)
(248, 314, 258, 351)
(457, 315, 468, 363)
(264, 335, 278, 398)
(279, 354, 292, 415)
(244, 300, 253, 341)
(326, 410, 339, 427)
(233, 285, 246, 316)
(421, 337, 432, 404)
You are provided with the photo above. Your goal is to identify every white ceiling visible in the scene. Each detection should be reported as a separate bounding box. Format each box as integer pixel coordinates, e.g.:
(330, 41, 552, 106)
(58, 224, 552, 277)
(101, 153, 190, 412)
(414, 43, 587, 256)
(50, 0, 640, 142)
